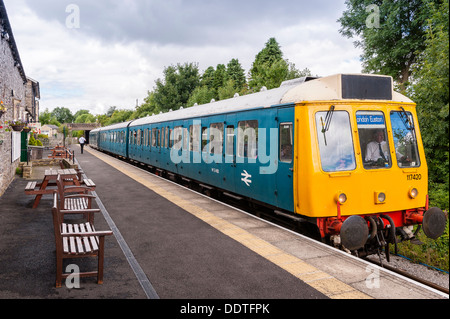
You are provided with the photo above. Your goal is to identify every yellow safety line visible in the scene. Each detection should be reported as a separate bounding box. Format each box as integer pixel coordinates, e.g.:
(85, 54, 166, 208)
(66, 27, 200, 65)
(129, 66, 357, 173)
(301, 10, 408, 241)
(86, 147, 371, 299)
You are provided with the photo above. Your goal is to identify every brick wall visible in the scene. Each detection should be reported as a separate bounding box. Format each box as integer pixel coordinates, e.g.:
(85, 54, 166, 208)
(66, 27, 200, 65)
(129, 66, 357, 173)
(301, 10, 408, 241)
(0, 31, 26, 197)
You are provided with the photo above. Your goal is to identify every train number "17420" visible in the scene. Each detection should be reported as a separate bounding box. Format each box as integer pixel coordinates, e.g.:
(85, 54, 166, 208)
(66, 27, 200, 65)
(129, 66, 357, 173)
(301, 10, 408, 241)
(407, 174, 422, 181)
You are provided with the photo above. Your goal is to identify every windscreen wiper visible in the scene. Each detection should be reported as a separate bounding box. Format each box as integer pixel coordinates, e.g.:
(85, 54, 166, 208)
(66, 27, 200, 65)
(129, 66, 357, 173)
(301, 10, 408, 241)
(400, 107, 414, 131)
(320, 105, 335, 146)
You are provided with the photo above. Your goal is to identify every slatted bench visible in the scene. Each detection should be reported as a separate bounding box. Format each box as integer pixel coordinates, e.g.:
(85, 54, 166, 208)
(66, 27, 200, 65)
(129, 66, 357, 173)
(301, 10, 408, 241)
(25, 181, 38, 193)
(56, 175, 99, 224)
(52, 193, 113, 288)
(83, 178, 96, 189)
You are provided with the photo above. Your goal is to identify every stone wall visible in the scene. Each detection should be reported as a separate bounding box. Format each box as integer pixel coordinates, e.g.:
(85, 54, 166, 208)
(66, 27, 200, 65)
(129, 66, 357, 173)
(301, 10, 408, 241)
(0, 29, 27, 197)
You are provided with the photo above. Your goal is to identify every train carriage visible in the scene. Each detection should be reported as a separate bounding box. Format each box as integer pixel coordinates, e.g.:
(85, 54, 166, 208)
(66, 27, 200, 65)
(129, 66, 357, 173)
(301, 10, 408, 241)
(91, 74, 447, 257)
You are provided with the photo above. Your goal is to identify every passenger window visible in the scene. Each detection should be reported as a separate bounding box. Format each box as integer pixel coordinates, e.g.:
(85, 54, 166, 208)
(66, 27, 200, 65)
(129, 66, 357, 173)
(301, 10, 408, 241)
(169, 129, 174, 148)
(280, 123, 293, 163)
(172, 126, 182, 150)
(237, 120, 258, 159)
(316, 111, 356, 172)
(201, 127, 208, 152)
(190, 125, 200, 152)
(152, 128, 157, 147)
(210, 123, 224, 155)
(157, 129, 161, 147)
(183, 127, 189, 151)
(165, 127, 169, 148)
(226, 126, 235, 156)
(390, 111, 420, 167)
(356, 111, 392, 169)
(138, 130, 142, 146)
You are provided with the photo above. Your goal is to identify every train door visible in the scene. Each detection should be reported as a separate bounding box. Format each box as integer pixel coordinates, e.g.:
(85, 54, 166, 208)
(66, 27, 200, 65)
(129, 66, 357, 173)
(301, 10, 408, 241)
(234, 109, 277, 205)
(276, 106, 295, 212)
(223, 114, 237, 193)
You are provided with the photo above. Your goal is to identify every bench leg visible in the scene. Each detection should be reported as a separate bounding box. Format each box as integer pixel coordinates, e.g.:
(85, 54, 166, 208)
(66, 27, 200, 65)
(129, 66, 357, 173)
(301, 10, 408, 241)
(56, 255, 63, 288)
(97, 237, 105, 285)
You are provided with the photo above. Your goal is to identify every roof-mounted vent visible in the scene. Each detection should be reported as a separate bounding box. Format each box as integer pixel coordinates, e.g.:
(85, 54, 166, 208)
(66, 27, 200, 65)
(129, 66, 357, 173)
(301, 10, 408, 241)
(341, 74, 392, 100)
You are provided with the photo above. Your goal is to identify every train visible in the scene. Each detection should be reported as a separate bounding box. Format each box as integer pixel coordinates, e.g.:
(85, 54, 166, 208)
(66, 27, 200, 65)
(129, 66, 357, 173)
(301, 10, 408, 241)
(89, 73, 447, 259)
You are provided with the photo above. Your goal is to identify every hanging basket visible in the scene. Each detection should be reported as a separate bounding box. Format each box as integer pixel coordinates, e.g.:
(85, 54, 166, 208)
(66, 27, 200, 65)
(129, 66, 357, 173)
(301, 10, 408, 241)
(23, 127, 31, 133)
(0, 110, 5, 119)
(11, 125, 24, 132)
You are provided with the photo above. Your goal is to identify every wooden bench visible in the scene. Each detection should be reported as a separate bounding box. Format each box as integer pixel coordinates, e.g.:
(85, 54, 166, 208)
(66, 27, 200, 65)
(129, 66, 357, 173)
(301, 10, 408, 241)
(55, 175, 99, 223)
(83, 178, 96, 189)
(58, 160, 92, 187)
(51, 192, 113, 288)
(49, 148, 73, 160)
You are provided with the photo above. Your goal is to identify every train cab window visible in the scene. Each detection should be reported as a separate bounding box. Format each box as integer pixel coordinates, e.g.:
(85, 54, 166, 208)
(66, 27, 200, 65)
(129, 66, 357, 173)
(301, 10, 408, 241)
(226, 126, 235, 156)
(356, 111, 392, 169)
(316, 111, 356, 172)
(210, 123, 224, 155)
(390, 111, 420, 167)
(238, 120, 258, 159)
(280, 123, 293, 163)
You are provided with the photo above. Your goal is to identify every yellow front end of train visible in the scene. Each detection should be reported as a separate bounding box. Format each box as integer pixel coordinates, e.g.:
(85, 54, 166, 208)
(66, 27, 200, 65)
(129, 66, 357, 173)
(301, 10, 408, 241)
(281, 73, 447, 253)
(294, 100, 429, 220)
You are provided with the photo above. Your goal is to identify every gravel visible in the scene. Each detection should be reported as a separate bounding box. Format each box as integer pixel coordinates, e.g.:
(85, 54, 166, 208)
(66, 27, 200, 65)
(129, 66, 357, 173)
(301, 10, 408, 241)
(368, 254, 449, 291)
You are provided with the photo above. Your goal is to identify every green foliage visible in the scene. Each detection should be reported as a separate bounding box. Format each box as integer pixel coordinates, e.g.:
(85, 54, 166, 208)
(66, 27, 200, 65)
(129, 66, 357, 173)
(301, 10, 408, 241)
(397, 219, 449, 272)
(248, 38, 306, 90)
(152, 62, 201, 112)
(52, 107, 74, 124)
(28, 135, 43, 147)
(410, 0, 449, 210)
(103, 109, 134, 126)
(339, 0, 432, 89)
(39, 108, 60, 126)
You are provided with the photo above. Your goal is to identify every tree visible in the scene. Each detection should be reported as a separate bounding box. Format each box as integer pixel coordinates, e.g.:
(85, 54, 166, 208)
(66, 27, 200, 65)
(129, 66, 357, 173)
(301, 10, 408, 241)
(104, 109, 134, 126)
(338, 0, 433, 91)
(39, 109, 58, 126)
(51, 107, 74, 124)
(410, 0, 449, 209)
(249, 38, 304, 90)
(75, 113, 96, 123)
(226, 58, 246, 90)
(152, 62, 201, 112)
(187, 85, 216, 107)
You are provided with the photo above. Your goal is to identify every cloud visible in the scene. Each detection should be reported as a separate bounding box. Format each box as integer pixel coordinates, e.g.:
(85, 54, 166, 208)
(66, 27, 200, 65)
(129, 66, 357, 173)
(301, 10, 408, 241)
(4, 0, 362, 116)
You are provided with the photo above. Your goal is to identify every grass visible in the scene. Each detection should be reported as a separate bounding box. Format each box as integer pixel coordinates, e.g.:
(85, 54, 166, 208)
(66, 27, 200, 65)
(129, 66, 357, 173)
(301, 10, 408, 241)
(396, 217, 449, 273)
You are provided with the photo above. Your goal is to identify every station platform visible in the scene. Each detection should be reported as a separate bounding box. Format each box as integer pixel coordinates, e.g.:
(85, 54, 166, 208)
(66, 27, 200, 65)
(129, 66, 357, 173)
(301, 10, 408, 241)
(0, 144, 447, 304)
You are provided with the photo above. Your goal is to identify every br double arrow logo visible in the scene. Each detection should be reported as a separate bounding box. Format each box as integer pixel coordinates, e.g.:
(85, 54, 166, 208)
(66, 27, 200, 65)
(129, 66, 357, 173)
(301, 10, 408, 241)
(241, 170, 252, 187)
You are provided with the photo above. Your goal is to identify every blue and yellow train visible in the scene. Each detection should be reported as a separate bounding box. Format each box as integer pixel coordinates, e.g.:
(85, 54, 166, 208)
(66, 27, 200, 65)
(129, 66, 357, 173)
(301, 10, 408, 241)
(90, 74, 447, 257)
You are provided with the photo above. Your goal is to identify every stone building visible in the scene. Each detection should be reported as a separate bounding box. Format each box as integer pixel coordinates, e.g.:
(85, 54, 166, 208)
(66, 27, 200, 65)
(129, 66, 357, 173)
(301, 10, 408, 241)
(0, 0, 40, 196)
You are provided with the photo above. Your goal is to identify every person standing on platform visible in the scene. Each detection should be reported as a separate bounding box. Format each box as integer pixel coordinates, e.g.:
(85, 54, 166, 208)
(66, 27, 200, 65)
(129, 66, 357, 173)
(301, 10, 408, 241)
(79, 136, 86, 154)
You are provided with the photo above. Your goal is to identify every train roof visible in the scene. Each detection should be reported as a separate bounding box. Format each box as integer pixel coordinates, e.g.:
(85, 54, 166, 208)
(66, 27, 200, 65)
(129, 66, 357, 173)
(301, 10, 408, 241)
(94, 74, 413, 131)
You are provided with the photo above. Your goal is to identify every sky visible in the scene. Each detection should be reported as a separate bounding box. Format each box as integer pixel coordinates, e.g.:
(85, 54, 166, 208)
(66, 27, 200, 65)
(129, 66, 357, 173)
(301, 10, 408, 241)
(3, 0, 363, 116)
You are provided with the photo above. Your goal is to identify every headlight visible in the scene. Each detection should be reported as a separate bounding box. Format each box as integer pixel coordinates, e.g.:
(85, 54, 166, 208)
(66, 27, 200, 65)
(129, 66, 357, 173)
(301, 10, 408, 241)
(336, 193, 347, 204)
(375, 192, 386, 204)
(409, 188, 418, 199)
